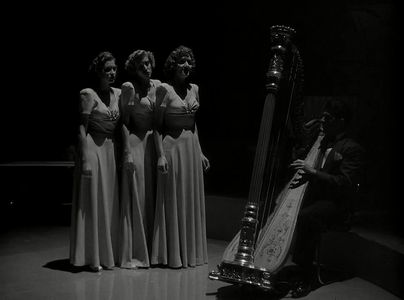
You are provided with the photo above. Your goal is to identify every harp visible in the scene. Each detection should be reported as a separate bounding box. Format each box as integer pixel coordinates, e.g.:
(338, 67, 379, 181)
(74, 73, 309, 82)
(209, 25, 322, 291)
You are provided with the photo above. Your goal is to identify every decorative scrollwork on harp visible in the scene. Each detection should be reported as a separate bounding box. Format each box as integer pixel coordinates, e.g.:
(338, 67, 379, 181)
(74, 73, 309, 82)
(208, 25, 316, 292)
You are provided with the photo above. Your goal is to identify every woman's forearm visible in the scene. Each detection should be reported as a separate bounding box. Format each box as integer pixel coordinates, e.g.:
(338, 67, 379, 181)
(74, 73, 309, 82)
(122, 124, 131, 157)
(79, 124, 89, 162)
(154, 130, 165, 158)
(195, 124, 203, 154)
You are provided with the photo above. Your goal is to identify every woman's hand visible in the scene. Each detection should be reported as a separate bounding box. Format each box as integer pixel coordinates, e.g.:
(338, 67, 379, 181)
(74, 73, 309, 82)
(124, 154, 135, 175)
(201, 153, 210, 172)
(82, 160, 92, 177)
(157, 156, 168, 174)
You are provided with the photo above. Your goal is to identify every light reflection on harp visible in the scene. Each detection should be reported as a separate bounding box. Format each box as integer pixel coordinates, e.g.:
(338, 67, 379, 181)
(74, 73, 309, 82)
(209, 25, 323, 291)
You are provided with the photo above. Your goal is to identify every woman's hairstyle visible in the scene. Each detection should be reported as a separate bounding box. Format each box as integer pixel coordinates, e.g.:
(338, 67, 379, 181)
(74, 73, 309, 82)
(125, 50, 155, 75)
(88, 51, 116, 74)
(163, 45, 196, 79)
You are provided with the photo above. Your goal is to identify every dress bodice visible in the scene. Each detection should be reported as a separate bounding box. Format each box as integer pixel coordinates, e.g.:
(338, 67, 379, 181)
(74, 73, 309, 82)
(157, 83, 200, 134)
(80, 87, 121, 139)
(121, 80, 160, 135)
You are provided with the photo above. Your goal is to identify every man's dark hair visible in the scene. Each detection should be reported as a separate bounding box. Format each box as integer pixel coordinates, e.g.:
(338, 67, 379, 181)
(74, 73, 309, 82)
(324, 99, 352, 125)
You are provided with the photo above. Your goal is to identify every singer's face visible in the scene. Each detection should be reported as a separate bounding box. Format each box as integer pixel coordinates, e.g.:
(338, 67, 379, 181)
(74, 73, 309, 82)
(175, 55, 193, 81)
(136, 55, 152, 80)
(98, 59, 117, 85)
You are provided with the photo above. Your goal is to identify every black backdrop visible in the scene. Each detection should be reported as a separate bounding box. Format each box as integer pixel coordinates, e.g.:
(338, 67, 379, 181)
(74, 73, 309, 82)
(0, 1, 400, 217)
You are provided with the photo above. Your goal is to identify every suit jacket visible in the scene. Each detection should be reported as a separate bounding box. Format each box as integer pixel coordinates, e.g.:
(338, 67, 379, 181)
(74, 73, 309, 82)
(305, 133, 364, 212)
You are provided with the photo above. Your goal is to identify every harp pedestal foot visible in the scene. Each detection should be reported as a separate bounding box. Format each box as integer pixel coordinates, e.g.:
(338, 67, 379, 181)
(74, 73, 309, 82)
(208, 260, 274, 291)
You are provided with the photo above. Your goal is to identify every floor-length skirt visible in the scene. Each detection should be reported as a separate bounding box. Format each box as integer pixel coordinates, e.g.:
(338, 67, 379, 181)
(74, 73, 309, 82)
(70, 135, 119, 268)
(119, 131, 156, 268)
(151, 130, 208, 268)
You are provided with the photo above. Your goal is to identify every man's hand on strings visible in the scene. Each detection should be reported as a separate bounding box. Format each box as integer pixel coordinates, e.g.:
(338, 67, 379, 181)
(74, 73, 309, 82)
(289, 159, 317, 188)
(290, 159, 317, 175)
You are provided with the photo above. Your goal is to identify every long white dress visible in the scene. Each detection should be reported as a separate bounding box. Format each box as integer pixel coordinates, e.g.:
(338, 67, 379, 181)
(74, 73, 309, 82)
(151, 83, 208, 268)
(70, 87, 120, 269)
(119, 80, 160, 268)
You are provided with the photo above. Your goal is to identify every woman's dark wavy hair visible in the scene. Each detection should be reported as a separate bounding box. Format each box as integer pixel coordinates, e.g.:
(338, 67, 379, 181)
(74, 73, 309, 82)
(88, 51, 116, 75)
(163, 45, 196, 80)
(84, 51, 116, 88)
(125, 50, 155, 75)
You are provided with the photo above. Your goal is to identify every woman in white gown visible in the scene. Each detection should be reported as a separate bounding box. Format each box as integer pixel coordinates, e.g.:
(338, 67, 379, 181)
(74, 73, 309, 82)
(119, 50, 161, 268)
(151, 46, 210, 268)
(70, 51, 120, 272)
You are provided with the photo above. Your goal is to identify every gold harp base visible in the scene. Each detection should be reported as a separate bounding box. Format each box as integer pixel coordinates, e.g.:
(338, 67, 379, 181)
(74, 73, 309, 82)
(208, 260, 275, 291)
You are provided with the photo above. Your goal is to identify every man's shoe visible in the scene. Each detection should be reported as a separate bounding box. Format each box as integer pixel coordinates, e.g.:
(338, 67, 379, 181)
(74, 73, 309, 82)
(291, 279, 312, 298)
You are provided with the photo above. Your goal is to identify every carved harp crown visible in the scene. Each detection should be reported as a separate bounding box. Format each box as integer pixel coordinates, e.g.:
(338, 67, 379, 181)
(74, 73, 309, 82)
(266, 25, 296, 92)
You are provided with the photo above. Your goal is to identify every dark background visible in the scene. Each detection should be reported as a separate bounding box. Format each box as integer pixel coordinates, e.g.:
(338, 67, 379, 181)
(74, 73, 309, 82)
(0, 1, 401, 231)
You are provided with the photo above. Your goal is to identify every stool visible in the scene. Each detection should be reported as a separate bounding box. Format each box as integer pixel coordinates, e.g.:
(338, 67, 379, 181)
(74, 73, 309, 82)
(314, 218, 353, 285)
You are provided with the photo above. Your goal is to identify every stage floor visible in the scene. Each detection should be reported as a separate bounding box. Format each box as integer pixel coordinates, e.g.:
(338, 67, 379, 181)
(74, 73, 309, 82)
(0, 225, 399, 300)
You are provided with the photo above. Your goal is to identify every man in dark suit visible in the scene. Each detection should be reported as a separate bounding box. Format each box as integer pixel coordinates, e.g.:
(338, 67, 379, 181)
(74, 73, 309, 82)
(288, 98, 364, 297)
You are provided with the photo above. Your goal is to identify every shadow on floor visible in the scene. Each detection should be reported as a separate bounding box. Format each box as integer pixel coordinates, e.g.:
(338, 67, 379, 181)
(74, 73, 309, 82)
(210, 284, 289, 300)
(43, 258, 86, 274)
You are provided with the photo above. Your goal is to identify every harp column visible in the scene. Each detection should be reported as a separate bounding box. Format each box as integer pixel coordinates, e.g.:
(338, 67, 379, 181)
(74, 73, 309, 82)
(234, 25, 295, 267)
(209, 25, 296, 291)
